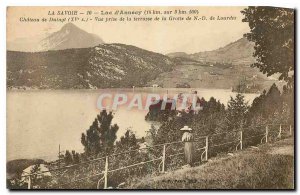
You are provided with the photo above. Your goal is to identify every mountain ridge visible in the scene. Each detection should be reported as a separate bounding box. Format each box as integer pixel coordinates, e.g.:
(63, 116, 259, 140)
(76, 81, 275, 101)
(7, 43, 174, 89)
(167, 37, 256, 65)
(7, 23, 104, 52)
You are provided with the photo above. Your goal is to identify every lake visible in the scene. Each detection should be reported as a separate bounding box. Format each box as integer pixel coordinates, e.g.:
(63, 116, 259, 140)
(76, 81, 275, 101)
(7, 88, 259, 161)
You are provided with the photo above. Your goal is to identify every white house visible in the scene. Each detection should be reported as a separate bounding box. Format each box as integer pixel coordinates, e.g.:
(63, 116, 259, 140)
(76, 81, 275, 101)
(21, 164, 51, 183)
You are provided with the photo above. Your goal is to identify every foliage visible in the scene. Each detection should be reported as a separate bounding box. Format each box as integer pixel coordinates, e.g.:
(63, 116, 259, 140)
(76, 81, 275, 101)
(81, 110, 119, 155)
(63, 150, 81, 165)
(241, 7, 294, 87)
(145, 100, 177, 122)
(248, 83, 285, 125)
(72, 151, 80, 164)
(116, 129, 139, 151)
(64, 150, 73, 165)
(151, 97, 227, 145)
(226, 93, 249, 130)
(29, 165, 53, 189)
(281, 85, 294, 124)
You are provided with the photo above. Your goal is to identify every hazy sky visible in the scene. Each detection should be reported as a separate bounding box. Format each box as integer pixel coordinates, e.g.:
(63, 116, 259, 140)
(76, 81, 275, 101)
(7, 6, 250, 54)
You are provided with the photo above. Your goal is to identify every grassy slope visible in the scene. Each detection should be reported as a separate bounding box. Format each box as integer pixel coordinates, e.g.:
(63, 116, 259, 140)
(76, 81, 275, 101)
(129, 138, 294, 189)
(148, 63, 283, 91)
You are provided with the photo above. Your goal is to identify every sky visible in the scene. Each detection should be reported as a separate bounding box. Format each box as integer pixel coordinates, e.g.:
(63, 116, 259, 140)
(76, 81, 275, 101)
(7, 6, 250, 54)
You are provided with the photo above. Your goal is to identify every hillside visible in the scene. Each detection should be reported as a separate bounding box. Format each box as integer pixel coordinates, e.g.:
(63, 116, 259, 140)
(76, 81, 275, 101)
(147, 62, 279, 91)
(7, 44, 174, 89)
(151, 37, 281, 91)
(7, 23, 104, 52)
(129, 138, 294, 189)
(7, 159, 46, 179)
(166, 52, 190, 58)
(189, 37, 256, 65)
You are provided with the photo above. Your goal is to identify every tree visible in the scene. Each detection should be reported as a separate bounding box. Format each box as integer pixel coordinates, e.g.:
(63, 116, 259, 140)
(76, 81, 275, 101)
(116, 129, 138, 151)
(97, 111, 119, 154)
(72, 150, 80, 164)
(145, 124, 157, 146)
(248, 83, 284, 125)
(64, 150, 73, 165)
(247, 89, 267, 124)
(241, 7, 294, 88)
(264, 83, 283, 118)
(153, 116, 184, 144)
(145, 100, 176, 122)
(226, 93, 249, 130)
(81, 110, 119, 156)
(191, 97, 226, 135)
(202, 97, 225, 114)
(282, 85, 294, 124)
(81, 119, 100, 155)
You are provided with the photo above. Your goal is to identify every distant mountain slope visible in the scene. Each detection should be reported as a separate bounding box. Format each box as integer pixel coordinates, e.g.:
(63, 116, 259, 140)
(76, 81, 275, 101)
(166, 52, 190, 58)
(7, 34, 48, 52)
(7, 23, 104, 52)
(7, 44, 174, 89)
(190, 37, 256, 65)
(149, 37, 281, 91)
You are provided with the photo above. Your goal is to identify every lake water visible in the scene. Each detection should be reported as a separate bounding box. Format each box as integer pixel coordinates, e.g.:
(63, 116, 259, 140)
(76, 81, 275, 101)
(7, 88, 259, 161)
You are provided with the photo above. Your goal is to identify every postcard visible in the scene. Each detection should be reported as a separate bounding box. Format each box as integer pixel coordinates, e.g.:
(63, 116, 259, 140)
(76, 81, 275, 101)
(6, 6, 295, 189)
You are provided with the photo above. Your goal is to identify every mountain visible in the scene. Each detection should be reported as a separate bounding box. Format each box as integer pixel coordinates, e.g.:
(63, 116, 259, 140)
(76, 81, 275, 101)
(7, 34, 48, 52)
(168, 37, 256, 66)
(37, 23, 104, 51)
(7, 44, 174, 89)
(149, 37, 281, 91)
(7, 23, 104, 52)
(189, 37, 256, 65)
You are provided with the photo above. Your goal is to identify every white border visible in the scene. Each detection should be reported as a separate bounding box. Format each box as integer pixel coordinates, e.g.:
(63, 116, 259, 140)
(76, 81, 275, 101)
(1, 0, 298, 194)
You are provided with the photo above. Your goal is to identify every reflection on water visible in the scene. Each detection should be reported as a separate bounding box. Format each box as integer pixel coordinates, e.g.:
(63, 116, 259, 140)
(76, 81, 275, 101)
(7, 88, 259, 161)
